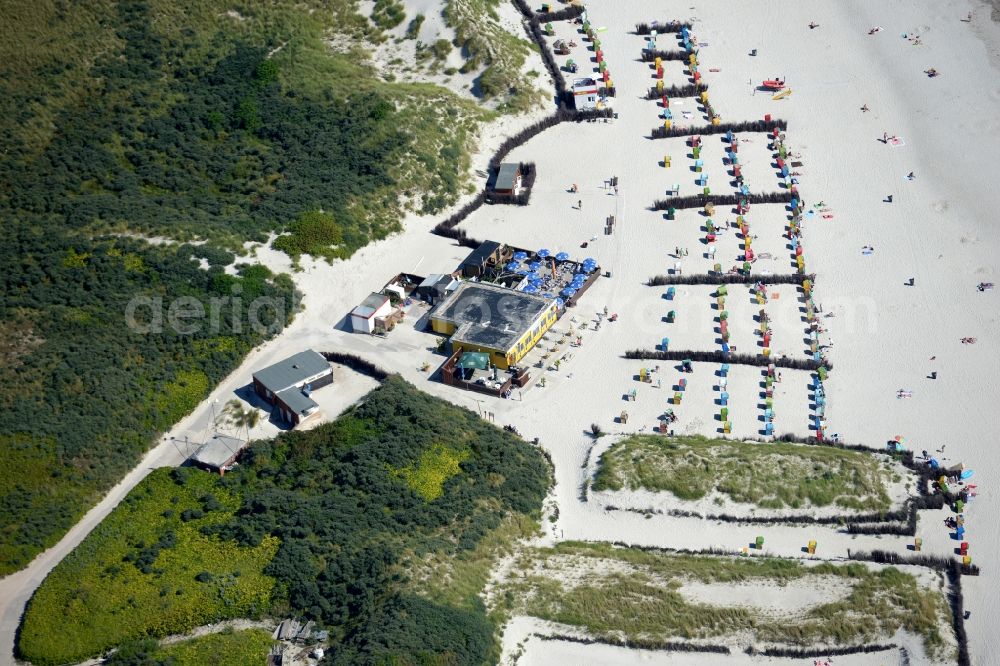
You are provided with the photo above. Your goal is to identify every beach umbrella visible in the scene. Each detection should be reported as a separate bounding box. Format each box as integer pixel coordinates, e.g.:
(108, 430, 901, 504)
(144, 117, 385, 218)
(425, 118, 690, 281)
(513, 251, 528, 261)
(555, 252, 570, 261)
(543, 292, 554, 299)
(555, 298, 565, 308)
(561, 287, 578, 297)
(528, 261, 542, 271)
(537, 249, 551, 258)
(583, 257, 596, 265)
(505, 261, 520, 272)
(523, 284, 539, 294)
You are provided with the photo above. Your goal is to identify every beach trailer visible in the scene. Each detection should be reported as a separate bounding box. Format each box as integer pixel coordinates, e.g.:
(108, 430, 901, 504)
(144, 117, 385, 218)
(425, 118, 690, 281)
(572, 77, 600, 110)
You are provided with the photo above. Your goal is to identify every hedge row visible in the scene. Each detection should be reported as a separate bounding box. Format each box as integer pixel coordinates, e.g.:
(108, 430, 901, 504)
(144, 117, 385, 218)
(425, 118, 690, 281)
(647, 273, 812, 286)
(649, 118, 789, 139)
(644, 83, 708, 100)
(640, 49, 690, 62)
(539, 633, 730, 654)
(320, 352, 390, 381)
(650, 190, 794, 211)
(748, 643, 897, 658)
(623, 348, 827, 371)
(635, 22, 691, 35)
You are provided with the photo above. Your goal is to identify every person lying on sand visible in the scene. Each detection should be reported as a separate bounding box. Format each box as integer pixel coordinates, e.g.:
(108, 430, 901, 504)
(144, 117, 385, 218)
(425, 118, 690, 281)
(977, 282, 994, 291)
(868, 26, 883, 35)
(961, 337, 977, 344)
(861, 104, 870, 112)
(925, 68, 939, 77)
(809, 22, 819, 29)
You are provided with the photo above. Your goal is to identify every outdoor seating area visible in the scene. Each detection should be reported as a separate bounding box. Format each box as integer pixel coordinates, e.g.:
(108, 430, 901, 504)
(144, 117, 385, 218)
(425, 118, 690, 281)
(495, 248, 600, 306)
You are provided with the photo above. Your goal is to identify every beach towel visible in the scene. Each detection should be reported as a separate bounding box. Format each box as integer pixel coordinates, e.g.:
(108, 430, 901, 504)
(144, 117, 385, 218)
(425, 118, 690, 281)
(822, 214, 834, 220)
(889, 136, 906, 147)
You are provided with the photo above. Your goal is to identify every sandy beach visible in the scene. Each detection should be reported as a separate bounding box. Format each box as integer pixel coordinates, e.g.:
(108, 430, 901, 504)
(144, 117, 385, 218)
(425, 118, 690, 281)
(2, 0, 1000, 664)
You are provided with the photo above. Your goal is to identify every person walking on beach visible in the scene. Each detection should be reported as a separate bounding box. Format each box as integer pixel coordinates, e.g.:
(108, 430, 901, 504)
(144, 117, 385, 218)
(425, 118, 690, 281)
(578, 199, 582, 210)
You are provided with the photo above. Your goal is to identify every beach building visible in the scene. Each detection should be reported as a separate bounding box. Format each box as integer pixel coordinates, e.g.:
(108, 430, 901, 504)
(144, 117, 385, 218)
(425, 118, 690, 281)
(429, 281, 557, 369)
(350, 292, 392, 334)
(252, 349, 332, 426)
(492, 162, 521, 194)
(459, 240, 505, 278)
(416, 273, 459, 304)
(190, 433, 246, 476)
(572, 77, 600, 110)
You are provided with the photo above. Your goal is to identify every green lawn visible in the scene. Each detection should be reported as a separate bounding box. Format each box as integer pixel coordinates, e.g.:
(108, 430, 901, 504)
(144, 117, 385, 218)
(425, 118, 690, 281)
(505, 542, 953, 660)
(592, 435, 900, 511)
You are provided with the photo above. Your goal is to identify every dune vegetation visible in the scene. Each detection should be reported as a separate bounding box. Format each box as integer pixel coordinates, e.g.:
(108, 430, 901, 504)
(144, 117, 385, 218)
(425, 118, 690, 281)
(592, 435, 900, 511)
(0, 0, 505, 575)
(105, 629, 276, 666)
(501, 542, 954, 660)
(19, 377, 551, 665)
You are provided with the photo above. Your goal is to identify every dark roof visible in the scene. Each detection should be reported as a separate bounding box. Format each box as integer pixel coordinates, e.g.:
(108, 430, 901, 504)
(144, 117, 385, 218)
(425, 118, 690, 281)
(431, 282, 553, 353)
(253, 350, 330, 393)
(495, 163, 520, 191)
(573, 77, 598, 89)
(192, 433, 247, 469)
(461, 240, 502, 268)
(276, 387, 319, 417)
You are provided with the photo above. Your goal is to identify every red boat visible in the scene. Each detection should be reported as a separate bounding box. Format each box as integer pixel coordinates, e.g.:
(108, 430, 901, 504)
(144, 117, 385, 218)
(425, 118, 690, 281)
(761, 78, 786, 90)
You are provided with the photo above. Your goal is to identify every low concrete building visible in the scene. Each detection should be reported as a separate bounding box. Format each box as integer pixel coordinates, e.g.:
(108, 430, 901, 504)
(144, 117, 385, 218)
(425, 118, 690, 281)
(190, 433, 247, 475)
(350, 292, 392, 334)
(252, 349, 332, 426)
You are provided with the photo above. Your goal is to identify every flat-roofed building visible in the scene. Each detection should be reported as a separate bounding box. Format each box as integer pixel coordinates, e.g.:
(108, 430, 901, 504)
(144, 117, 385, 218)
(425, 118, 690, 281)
(572, 77, 599, 110)
(429, 282, 557, 369)
(252, 349, 332, 426)
(493, 163, 521, 194)
(190, 433, 247, 475)
(350, 292, 392, 334)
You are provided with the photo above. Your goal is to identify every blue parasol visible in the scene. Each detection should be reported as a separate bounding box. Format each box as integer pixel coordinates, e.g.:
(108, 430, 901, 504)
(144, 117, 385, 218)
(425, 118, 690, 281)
(537, 249, 551, 258)
(555, 297, 565, 308)
(513, 251, 528, 261)
(505, 261, 520, 272)
(561, 287, 578, 297)
(528, 261, 542, 271)
(555, 252, 570, 261)
(523, 284, 539, 294)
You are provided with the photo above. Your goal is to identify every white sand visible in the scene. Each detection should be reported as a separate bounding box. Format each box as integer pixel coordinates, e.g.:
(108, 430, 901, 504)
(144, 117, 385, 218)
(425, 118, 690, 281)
(2, 0, 1000, 664)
